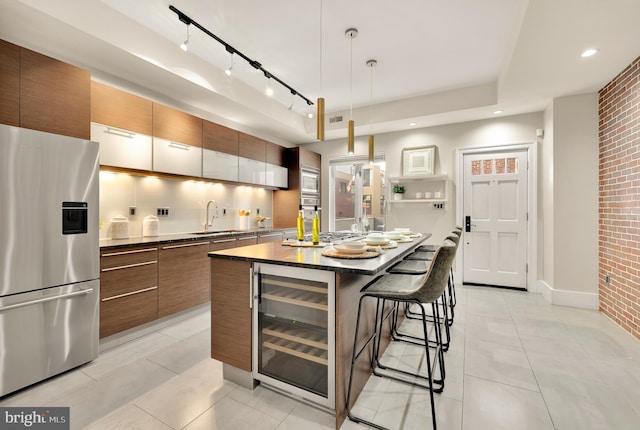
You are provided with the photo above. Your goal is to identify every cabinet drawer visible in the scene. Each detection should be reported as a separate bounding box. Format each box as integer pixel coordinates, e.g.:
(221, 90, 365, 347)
(100, 288, 158, 338)
(101, 262, 158, 298)
(100, 246, 158, 269)
(210, 237, 237, 251)
(258, 233, 283, 244)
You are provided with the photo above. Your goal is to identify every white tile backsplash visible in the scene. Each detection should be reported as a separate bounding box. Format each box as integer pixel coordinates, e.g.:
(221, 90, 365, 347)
(99, 171, 273, 239)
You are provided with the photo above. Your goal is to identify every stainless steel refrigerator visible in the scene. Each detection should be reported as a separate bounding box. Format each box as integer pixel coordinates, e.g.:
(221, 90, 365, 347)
(0, 124, 100, 397)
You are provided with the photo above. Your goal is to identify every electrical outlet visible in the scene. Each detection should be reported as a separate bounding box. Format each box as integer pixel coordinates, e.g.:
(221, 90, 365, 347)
(157, 207, 170, 217)
(222, 207, 227, 216)
(129, 206, 136, 216)
(433, 203, 445, 209)
(605, 274, 610, 285)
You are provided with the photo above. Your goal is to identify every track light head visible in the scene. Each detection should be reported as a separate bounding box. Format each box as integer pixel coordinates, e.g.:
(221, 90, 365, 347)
(180, 38, 189, 51)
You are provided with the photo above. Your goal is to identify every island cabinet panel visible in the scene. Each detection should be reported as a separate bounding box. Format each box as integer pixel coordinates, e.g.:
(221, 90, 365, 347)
(152, 103, 203, 147)
(210, 259, 252, 371)
(100, 246, 159, 338)
(0, 39, 19, 127)
(203, 120, 239, 154)
(90, 81, 153, 135)
(19, 48, 91, 139)
(158, 241, 210, 318)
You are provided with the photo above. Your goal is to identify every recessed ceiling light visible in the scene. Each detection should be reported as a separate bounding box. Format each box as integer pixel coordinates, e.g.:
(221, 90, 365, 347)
(409, 122, 417, 127)
(581, 48, 598, 58)
(493, 110, 503, 114)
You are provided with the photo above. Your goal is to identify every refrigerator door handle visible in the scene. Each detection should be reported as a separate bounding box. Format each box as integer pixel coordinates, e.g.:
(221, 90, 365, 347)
(0, 288, 94, 313)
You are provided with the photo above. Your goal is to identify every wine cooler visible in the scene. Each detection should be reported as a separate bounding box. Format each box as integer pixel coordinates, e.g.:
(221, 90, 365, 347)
(252, 263, 335, 410)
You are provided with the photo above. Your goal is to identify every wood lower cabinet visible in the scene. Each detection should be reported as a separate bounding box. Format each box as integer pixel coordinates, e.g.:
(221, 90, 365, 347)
(258, 232, 283, 244)
(0, 39, 19, 127)
(236, 234, 258, 247)
(158, 241, 210, 318)
(210, 258, 252, 371)
(100, 246, 159, 338)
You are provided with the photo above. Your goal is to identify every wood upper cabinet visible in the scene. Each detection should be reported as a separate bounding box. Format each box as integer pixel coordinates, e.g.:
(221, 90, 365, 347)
(158, 241, 210, 318)
(266, 141, 286, 166)
(203, 120, 239, 155)
(152, 103, 203, 147)
(239, 132, 266, 161)
(300, 146, 321, 169)
(0, 39, 19, 127)
(91, 81, 152, 135)
(19, 48, 90, 139)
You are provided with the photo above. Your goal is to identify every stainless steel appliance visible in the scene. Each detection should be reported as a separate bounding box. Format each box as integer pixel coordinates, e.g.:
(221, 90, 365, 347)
(252, 263, 335, 410)
(0, 124, 100, 398)
(301, 166, 320, 195)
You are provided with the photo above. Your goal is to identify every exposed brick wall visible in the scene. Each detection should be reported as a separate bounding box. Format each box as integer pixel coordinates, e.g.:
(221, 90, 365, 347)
(599, 56, 640, 340)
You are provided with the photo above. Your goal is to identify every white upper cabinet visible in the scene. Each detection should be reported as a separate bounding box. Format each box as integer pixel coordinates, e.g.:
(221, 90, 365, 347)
(153, 137, 202, 177)
(203, 149, 238, 182)
(91, 122, 152, 171)
(239, 157, 266, 185)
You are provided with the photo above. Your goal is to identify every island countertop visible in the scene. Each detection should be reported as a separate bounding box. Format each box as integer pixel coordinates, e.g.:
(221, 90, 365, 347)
(208, 233, 430, 276)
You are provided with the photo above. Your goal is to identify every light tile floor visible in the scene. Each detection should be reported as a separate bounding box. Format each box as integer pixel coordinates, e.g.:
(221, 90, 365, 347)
(2, 285, 640, 429)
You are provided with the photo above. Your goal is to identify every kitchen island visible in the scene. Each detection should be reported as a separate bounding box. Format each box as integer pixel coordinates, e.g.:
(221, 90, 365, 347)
(208, 234, 430, 429)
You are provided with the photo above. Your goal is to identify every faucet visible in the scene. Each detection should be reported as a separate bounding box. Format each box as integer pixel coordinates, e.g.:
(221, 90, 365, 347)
(204, 200, 218, 231)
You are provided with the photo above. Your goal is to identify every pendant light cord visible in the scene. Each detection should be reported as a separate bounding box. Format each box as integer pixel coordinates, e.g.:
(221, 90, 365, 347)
(319, 0, 323, 96)
(350, 34, 353, 120)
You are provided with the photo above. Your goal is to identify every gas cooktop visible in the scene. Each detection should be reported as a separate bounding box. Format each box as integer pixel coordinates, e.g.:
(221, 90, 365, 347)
(283, 231, 364, 244)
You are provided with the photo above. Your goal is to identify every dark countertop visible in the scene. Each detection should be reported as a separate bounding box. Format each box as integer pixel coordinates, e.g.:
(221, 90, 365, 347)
(208, 234, 431, 276)
(99, 227, 295, 250)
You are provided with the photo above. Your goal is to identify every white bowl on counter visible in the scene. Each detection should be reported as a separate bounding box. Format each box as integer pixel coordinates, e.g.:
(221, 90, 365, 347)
(365, 235, 390, 245)
(335, 241, 367, 254)
(383, 231, 405, 240)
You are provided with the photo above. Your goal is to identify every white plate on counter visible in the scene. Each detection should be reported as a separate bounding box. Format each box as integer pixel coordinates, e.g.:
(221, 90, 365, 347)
(334, 244, 368, 255)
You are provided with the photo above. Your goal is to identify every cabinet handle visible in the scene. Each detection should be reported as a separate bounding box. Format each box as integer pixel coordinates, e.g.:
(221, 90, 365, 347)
(213, 238, 236, 244)
(102, 248, 158, 257)
(101, 260, 157, 272)
(168, 142, 190, 151)
(0, 288, 94, 313)
(105, 126, 135, 139)
(249, 267, 254, 309)
(161, 241, 210, 250)
(101, 286, 158, 302)
(238, 236, 257, 240)
(260, 234, 282, 238)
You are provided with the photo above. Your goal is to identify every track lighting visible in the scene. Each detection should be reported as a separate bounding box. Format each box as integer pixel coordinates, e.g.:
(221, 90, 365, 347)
(224, 51, 234, 76)
(170, 5, 313, 109)
(264, 72, 274, 97)
(179, 24, 190, 51)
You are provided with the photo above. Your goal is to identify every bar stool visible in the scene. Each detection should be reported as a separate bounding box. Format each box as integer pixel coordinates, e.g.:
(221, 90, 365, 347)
(346, 240, 457, 430)
(404, 233, 460, 329)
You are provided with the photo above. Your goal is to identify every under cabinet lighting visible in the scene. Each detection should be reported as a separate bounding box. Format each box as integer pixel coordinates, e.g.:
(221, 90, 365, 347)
(409, 122, 417, 127)
(493, 110, 503, 115)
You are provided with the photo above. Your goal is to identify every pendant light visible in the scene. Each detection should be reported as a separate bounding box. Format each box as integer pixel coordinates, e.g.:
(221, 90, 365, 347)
(345, 28, 358, 155)
(366, 59, 377, 164)
(316, 0, 325, 141)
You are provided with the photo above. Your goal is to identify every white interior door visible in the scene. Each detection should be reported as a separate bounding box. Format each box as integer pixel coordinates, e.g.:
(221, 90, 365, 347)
(463, 150, 528, 289)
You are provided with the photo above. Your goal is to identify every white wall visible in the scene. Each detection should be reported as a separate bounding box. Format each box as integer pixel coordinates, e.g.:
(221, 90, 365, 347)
(306, 112, 543, 246)
(99, 172, 273, 239)
(550, 94, 599, 303)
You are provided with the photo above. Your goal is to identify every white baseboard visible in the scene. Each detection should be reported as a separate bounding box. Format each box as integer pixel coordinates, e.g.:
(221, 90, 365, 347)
(537, 280, 599, 310)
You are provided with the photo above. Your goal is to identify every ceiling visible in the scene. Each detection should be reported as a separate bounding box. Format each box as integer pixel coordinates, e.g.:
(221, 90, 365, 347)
(1, 0, 639, 145)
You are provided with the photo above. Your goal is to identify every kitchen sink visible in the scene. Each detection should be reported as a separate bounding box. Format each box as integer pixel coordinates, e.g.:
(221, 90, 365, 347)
(191, 230, 237, 235)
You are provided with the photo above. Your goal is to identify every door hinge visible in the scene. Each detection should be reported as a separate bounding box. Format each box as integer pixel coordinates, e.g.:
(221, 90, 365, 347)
(526, 263, 529, 273)
(526, 212, 529, 221)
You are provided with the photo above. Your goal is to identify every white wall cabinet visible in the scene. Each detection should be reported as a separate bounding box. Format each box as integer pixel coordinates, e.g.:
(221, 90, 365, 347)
(91, 122, 152, 171)
(239, 156, 266, 185)
(203, 149, 239, 182)
(265, 163, 288, 188)
(153, 137, 202, 177)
